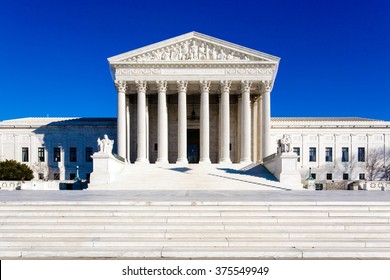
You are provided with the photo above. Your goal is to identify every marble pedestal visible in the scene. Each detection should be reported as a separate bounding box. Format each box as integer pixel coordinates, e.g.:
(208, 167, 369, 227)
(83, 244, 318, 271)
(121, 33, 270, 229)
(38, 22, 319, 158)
(264, 152, 303, 189)
(89, 152, 125, 185)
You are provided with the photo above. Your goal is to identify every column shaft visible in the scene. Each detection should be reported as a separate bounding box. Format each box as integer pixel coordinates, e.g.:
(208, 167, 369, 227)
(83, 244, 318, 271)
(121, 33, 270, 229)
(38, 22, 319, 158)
(136, 81, 148, 163)
(262, 81, 273, 159)
(115, 80, 127, 160)
(177, 81, 188, 164)
(126, 96, 130, 162)
(200, 81, 211, 164)
(156, 81, 168, 164)
(220, 80, 231, 163)
(241, 81, 252, 163)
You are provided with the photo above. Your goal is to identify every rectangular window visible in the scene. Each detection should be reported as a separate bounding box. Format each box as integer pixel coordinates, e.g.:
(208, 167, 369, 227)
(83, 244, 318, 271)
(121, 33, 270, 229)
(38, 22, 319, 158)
(38, 173, 44, 180)
(359, 173, 365, 180)
(325, 147, 333, 162)
(343, 173, 349, 180)
(22, 147, 29, 162)
(342, 147, 349, 162)
(293, 147, 300, 162)
(85, 147, 93, 162)
(38, 147, 45, 162)
(309, 147, 317, 162)
(54, 173, 60, 180)
(311, 173, 316, 179)
(358, 147, 365, 162)
(326, 173, 333, 180)
(70, 147, 77, 162)
(54, 147, 61, 162)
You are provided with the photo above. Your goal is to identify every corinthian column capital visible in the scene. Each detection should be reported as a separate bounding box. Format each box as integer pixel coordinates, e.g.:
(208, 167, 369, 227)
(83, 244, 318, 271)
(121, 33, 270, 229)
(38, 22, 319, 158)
(220, 80, 232, 93)
(114, 80, 127, 93)
(156, 80, 168, 92)
(261, 80, 273, 92)
(135, 80, 148, 92)
(241, 80, 252, 93)
(177, 80, 188, 93)
(200, 80, 211, 92)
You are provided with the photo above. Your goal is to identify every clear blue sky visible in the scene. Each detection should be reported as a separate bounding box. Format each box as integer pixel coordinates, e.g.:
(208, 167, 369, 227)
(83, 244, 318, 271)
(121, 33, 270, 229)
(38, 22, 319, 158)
(0, 0, 389, 121)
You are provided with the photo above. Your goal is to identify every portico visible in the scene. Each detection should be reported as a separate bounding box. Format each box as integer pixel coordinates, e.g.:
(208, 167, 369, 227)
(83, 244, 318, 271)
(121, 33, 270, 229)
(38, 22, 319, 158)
(108, 32, 280, 164)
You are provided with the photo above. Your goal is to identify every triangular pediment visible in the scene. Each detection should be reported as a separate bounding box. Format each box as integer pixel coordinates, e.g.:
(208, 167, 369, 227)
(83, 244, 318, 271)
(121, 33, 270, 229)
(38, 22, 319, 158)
(108, 32, 280, 63)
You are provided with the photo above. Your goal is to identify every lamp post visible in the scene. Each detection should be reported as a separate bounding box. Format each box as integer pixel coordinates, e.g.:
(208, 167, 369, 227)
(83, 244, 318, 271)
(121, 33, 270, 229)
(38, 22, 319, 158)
(307, 167, 315, 190)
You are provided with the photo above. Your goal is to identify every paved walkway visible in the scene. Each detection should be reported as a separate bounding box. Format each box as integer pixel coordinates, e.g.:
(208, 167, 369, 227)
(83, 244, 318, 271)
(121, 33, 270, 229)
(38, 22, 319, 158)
(1, 190, 390, 202)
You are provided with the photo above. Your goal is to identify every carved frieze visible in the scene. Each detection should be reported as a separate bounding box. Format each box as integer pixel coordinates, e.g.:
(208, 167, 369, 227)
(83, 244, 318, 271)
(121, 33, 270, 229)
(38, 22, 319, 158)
(122, 39, 265, 62)
(115, 67, 274, 77)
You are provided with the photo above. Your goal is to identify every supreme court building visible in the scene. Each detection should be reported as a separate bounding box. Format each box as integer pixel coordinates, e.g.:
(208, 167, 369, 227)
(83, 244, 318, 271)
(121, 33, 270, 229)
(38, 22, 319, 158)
(109, 32, 278, 165)
(1, 32, 390, 185)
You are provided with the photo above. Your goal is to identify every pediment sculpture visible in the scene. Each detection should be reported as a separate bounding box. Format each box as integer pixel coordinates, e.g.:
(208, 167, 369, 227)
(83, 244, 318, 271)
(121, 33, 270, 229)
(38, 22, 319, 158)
(124, 39, 264, 62)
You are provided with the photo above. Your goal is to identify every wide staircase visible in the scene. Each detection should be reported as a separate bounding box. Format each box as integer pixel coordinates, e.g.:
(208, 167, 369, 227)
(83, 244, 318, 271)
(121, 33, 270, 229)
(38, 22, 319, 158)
(1, 199, 390, 259)
(97, 163, 289, 190)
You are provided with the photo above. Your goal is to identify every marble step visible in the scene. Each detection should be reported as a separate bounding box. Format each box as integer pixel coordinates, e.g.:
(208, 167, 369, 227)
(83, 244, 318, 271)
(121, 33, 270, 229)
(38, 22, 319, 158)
(2, 229, 390, 239)
(2, 222, 390, 231)
(2, 215, 389, 223)
(1, 209, 390, 217)
(2, 246, 390, 259)
(2, 238, 390, 249)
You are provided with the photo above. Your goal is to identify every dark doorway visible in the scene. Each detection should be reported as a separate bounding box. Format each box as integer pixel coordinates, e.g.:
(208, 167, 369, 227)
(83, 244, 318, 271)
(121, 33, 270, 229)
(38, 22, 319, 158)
(187, 129, 199, 163)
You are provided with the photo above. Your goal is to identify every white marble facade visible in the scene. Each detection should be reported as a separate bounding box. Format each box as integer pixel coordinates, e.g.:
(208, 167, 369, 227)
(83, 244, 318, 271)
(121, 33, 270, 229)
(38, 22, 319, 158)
(0, 118, 116, 181)
(108, 32, 279, 164)
(1, 32, 390, 183)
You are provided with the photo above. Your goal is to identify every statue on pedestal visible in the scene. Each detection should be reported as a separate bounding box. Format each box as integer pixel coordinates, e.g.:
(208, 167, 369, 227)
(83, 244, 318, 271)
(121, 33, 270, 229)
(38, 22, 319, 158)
(97, 134, 114, 154)
(277, 134, 292, 154)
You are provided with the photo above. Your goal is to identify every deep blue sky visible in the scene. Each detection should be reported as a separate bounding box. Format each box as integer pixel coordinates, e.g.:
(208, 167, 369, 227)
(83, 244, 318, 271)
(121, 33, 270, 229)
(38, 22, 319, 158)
(0, 0, 389, 121)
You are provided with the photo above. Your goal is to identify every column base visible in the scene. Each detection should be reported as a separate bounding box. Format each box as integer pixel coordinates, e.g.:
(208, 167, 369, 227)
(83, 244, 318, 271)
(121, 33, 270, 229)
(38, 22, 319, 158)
(199, 158, 211, 164)
(155, 159, 169, 165)
(219, 159, 232, 164)
(135, 158, 149, 164)
(176, 158, 189, 165)
(240, 159, 252, 165)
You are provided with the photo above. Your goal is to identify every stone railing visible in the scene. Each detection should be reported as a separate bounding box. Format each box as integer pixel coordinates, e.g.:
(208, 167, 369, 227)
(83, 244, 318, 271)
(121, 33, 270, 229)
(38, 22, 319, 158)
(363, 181, 389, 191)
(0, 181, 22, 190)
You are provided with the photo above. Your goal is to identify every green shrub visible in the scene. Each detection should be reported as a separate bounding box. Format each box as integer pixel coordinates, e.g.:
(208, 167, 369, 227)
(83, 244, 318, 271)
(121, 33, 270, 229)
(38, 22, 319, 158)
(0, 160, 34, 181)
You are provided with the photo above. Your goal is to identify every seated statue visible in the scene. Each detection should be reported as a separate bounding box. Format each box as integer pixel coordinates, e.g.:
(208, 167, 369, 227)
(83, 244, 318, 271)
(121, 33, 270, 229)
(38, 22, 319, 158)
(97, 134, 114, 154)
(278, 134, 292, 154)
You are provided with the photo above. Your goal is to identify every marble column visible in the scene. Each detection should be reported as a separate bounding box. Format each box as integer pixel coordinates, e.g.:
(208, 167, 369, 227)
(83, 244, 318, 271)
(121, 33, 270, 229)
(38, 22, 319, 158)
(220, 80, 232, 163)
(262, 80, 273, 159)
(177, 81, 188, 164)
(156, 80, 168, 164)
(115, 80, 127, 160)
(251, 97, 258, 163)
(241, 80, 252, 163)
(135, 80, 149, 163)
(199, 80, 211, 164)
(257, 92, 263, 162)
(126, 96, 130, 162)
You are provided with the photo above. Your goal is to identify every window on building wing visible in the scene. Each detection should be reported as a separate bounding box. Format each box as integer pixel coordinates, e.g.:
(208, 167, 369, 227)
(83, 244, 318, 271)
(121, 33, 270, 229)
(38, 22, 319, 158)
(54, 147, 61, 162)
(309, 147, 316, 162)
(358, 147, 365, 162)
(22, 147, 29, 162)
(342, 147, 349, 162)
(325, 147, 333, 162)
